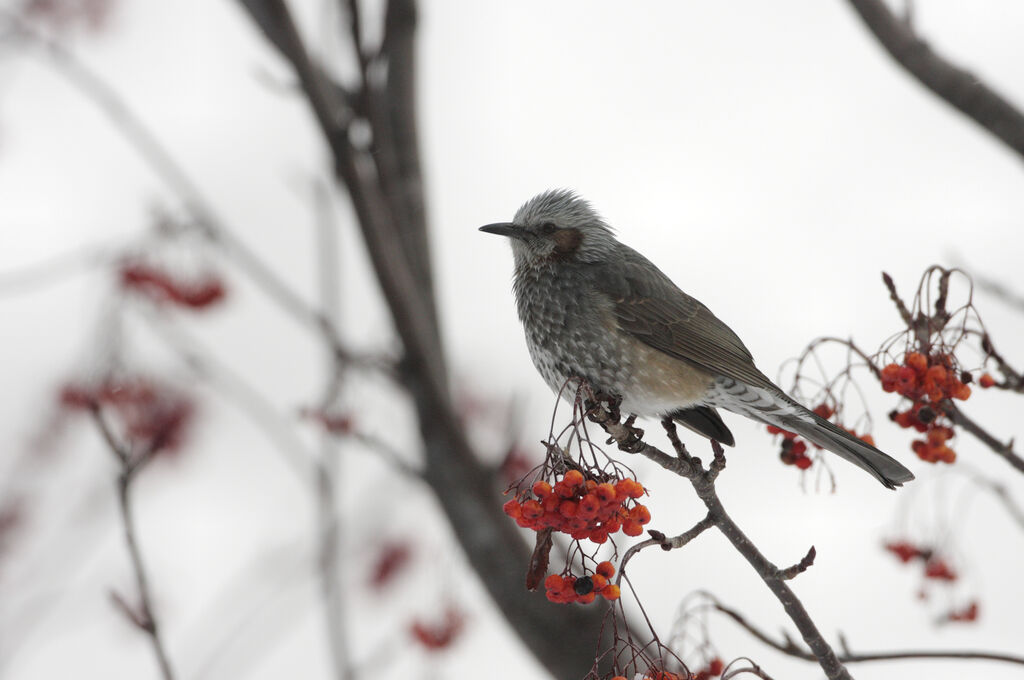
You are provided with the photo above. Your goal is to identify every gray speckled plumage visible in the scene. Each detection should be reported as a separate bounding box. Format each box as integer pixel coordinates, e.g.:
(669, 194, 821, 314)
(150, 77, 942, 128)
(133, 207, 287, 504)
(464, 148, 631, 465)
(481, 189, 915, 489)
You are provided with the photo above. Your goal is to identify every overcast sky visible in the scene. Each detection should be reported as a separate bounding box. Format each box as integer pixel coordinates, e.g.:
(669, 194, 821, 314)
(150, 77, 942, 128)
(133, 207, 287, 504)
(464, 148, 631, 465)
(2, 1, 1023, 679)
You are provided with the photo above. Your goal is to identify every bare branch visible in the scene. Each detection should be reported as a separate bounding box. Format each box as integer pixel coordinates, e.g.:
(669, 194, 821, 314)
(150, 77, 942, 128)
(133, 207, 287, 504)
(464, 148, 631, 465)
(712, 597, 1024, 667)
(88, 409, 176, 680)
(847, 0, 1024, 161)
(774, 546, 816, 581)
(588, 402, 852, 680)
(944, 402, 1024, 473)
(233, 3, 616, 676)
(313, 181, 353, 680)
(617, 515, 714, 585)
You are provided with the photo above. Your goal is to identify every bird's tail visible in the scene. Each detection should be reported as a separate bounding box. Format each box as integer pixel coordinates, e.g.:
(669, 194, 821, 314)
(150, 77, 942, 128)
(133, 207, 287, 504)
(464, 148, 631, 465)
(774, 406, 915, 489)
(709, 378, 915, 488)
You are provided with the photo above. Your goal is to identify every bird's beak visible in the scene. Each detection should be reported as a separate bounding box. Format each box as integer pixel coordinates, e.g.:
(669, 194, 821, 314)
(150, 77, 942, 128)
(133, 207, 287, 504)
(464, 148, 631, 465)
(479, 222, 525, 239)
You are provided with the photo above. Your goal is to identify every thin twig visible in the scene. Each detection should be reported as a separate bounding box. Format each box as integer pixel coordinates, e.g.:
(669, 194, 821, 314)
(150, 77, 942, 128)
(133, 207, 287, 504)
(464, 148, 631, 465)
(617, 515, 714, 585)
(88, 407, 176, 680)
(944, 402, 1024, 473)
(711, 597, 1024, 667)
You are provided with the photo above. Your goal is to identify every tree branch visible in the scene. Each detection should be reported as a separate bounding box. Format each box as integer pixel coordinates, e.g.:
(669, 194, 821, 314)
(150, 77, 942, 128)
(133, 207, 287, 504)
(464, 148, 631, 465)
(711, 597, 1024, 667)
(846, 0, 1024, 161)
(586, 402, 851, 680)
(233, 2, 616, 676)
(89, 407, 176, 680)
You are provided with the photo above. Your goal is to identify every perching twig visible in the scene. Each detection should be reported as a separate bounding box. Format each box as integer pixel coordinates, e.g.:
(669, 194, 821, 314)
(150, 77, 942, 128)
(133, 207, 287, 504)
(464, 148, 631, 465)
(587, 400, 850, 680)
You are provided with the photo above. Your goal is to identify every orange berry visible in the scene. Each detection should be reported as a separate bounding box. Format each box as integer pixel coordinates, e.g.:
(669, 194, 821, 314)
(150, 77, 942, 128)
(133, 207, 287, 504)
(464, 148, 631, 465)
(590, 574, 608, 591)
(629, 504, 652, 525)
(953, 383, 971, 401)
(521, 499, 543, 519)
(577, 493, 600, 516)
(559, 500, 578, 518)
(880, 363, 901, 392)
(906, 352, 927, 374)
(595, 482, 617, 502)
(577, 591, 596, 604)
(622, 520, 644, 537)
(531, 480, 552, 498)
(544, 574, 565, 590)
(926, 364, 947, 385)
(562, 469, 585, 487)
(896, 366, 918, 394)
(614, 479, 634, 500)
(585, 479, 598, 492)
(502, 499, 522, 518)
(601, 584, 621, 600)
(596, 561, 615, 578)
(979, 373, 996, 388)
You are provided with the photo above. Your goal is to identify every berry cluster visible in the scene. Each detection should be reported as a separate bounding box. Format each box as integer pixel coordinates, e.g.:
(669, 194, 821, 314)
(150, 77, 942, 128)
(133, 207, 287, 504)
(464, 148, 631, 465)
(883, 540, 957, 581)
(119, 261, 226, 310)
(368, 541, 412, 591)
(544, 561, 621, 604)
(693, 658, 725, 680)
(884, 540, 978, 623)
(409, 606, 464, 651)
(767, 426, 812, 469)
(881, 352, 971, 463)
(59, 376, 194, 454)
(947, 601, 980, 623)
(503, 470, 650, 544)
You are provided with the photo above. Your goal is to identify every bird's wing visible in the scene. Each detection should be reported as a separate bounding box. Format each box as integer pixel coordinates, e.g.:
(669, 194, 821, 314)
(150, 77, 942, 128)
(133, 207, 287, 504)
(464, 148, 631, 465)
(591, 245, 775, 390)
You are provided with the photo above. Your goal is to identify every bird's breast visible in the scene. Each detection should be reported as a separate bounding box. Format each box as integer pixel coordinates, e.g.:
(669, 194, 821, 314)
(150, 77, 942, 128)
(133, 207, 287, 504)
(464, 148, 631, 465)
(512, 264, 713, 415)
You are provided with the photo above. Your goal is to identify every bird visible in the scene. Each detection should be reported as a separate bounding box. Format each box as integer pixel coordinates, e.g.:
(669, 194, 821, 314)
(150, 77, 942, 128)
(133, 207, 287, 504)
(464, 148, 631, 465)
(479, 189, 915, 489)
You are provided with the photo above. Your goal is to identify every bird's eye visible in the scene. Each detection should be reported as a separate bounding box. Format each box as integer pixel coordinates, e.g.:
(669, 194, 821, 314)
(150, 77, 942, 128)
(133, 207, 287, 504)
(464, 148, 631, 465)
(539, 222, 557, 234)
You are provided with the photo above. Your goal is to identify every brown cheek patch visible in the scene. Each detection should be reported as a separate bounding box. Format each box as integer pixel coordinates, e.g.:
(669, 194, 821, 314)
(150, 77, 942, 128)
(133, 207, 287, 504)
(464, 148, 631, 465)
(552, 228, 583, 256)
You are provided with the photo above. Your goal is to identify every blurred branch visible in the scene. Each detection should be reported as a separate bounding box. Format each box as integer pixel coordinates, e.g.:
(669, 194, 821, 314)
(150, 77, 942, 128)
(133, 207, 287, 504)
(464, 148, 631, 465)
(313, 180, 353, 680)
(587, 398, 850, 680)
(88, 406, 176, 680)
(0, 9, 367, 371)
(234, 1, 617, 676)
(973, 272, 1024, 314)
(846, 0, 1024, 161)
(140, 310, 315, 482)
(0, 238, 121, 297)
(967, 473, 1024, 532)
(710, 596, 1024, 667)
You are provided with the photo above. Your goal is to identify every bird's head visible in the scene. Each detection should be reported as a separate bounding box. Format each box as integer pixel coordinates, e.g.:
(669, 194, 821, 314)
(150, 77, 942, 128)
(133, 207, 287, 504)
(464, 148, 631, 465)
(479, 189, 617, 266)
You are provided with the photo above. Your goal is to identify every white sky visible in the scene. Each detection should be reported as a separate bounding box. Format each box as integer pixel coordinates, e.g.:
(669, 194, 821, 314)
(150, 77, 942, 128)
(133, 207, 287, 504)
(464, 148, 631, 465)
(1, 1, 1023, 679)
